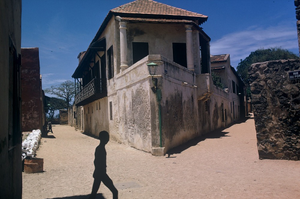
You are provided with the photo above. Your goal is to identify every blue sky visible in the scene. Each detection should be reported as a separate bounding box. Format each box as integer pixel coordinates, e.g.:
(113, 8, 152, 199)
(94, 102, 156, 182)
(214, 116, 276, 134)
(22, 0, 298, 89)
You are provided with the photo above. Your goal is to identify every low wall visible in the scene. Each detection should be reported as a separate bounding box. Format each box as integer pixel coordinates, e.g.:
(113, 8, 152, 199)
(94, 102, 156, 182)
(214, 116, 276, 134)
(249, 59, 300, 160)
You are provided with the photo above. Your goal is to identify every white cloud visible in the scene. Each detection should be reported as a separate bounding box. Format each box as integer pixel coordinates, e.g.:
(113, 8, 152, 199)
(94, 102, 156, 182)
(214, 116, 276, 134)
(41, 73, 69, 88)
(210, 25, 298, 68)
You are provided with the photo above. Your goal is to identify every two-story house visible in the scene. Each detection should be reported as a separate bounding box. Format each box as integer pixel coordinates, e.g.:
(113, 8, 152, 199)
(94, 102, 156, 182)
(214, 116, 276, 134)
(72, 0, 243, 155)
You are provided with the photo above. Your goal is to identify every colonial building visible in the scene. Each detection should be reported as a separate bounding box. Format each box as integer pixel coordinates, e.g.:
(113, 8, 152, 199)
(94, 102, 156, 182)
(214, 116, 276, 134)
(72, 0, 244, 155)
(0, 0, 22, 198)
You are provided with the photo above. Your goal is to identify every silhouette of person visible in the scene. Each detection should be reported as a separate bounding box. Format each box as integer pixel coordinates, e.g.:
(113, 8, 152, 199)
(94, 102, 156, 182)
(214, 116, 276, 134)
(48, 122, 53, 133)
(89, 131, 118, 199)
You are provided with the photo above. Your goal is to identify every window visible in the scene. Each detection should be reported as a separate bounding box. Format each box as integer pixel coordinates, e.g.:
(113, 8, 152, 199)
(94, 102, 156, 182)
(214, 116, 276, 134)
(221, 103, 224, 122)
(107, 46, 114, 79)
(205, 100, 210, 114)
(173, 43, 187, 67)
(232, 81, 236, 93)
(109, 101, 113, 120)
(133, 42, 149, 64)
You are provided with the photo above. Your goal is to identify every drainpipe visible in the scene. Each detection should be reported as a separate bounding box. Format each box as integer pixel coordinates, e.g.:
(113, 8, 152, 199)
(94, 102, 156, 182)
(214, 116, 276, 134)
(148, 61, 164, 155)
(156, 88, 162, 147)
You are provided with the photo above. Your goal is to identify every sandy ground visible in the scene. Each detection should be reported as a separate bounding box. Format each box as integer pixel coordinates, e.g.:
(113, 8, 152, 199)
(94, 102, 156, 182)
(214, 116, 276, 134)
(22, 116, 300, 199)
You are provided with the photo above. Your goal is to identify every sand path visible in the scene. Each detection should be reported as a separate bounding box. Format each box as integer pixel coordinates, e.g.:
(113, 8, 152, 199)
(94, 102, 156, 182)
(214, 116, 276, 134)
(22, 116, 300, 199)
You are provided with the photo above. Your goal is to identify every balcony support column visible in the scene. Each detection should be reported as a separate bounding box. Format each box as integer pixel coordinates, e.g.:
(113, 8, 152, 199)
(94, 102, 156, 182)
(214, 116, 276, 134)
(186, 24, 194, 71)
(119, 21, 128, 71)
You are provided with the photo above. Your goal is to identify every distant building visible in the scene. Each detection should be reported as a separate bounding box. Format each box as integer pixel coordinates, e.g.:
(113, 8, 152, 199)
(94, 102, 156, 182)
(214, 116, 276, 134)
(211, 54, 246, 121)
(21, 47, 46, 132)
(72, 0, 244, 155)
(0, 0, 22, 198)
(59, 109, 68, 125)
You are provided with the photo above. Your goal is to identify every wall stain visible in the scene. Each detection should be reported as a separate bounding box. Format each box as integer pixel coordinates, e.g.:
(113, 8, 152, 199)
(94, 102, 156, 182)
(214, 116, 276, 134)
(162, 92, 183, 142)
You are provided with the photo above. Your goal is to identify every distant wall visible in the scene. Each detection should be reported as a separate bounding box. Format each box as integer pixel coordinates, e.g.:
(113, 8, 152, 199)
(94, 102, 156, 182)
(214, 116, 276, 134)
(21, 48, 44, 131)
(59, 109, 68, 125)
(249, 59, 300, 160)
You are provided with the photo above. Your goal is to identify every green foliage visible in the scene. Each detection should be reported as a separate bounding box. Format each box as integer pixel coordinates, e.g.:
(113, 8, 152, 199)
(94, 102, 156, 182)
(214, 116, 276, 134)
(211, 72, 224, 89)
(237, 48, 298, 84)
(45, 80, 75, 107)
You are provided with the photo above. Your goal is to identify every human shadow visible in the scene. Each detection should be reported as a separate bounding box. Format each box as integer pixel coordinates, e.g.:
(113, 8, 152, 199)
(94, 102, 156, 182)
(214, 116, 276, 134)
(49, 193, 105, 199)
(89, 131, 118, 199)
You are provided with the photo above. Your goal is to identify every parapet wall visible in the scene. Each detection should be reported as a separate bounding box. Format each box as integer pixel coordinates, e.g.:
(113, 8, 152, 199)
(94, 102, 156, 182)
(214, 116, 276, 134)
(249, 59, 300, 160)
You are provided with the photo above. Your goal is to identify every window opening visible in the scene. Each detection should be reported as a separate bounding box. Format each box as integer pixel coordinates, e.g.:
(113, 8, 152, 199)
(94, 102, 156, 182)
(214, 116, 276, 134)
(110, 101, 113, 120)
(107, 46, 114, 79)
(173, 43, 187, 67)
(133, 42, 149, 64)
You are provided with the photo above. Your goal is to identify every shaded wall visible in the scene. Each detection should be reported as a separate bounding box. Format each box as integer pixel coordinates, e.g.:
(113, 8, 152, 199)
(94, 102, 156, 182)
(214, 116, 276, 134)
(0, 0, 22, 198)
(249, 59, 300, 160)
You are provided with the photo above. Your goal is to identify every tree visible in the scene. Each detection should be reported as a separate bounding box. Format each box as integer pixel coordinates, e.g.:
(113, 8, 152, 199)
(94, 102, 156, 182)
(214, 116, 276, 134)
(237, 48, 298, 84)
(45, 80, 75, 108)
(44, 96, 67, 120)
(211, 71, 223, 89)
(236, 48, 298, 96)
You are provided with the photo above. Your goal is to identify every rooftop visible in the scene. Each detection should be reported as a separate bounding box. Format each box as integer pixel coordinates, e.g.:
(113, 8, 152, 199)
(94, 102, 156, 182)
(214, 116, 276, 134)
(211, 54, 229, 63)
(111, 0, 208, 20)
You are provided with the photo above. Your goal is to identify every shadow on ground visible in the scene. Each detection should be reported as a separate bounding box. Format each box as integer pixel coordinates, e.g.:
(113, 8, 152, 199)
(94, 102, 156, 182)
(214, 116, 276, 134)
(42, 134, 56, 139)
(166, 117, 252, 157)
(49, 193, 105, 199)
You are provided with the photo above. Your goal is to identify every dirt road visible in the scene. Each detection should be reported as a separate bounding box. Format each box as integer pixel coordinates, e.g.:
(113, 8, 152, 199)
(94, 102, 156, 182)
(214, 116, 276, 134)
(22, 117, 300, 199)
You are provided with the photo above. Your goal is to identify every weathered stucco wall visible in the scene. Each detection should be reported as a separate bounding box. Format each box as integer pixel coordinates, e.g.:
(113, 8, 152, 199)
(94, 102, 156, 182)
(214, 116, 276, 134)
(159, 58, 199, 151)
(0, 0, 22, 198)
(83, 98, 109, 137)
(110, 56, 153, 152)
(249, 59, 300, 160)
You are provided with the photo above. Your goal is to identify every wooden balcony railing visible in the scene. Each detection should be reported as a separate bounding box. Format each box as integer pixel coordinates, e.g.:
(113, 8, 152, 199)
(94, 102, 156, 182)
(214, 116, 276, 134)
(75, 78, 106, 106)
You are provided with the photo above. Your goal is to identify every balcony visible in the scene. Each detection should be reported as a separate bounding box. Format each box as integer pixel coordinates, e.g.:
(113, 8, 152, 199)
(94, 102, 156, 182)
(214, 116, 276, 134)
(75, 78, 107, 106)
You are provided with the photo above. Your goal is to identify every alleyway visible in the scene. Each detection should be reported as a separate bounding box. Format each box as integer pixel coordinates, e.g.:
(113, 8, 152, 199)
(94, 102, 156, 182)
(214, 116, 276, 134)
(22, 117, 300, 199)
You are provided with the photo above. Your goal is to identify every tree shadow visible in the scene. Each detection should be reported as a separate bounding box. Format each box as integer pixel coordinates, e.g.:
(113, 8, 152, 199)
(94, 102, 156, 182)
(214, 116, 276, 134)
(49, 193, 105, 199)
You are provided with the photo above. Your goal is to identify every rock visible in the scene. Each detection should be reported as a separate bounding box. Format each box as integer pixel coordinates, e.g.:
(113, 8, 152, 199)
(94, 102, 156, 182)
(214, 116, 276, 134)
(249, 59, 300, 160)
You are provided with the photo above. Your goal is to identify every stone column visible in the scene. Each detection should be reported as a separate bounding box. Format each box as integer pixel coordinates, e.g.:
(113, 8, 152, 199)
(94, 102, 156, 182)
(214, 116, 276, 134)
(119, 21, 128, 71)
(186, 24, 194, 71)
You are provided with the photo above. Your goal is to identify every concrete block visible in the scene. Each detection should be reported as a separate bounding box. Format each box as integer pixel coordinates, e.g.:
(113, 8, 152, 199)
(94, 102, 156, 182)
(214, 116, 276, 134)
(152, 147, 165, 156)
